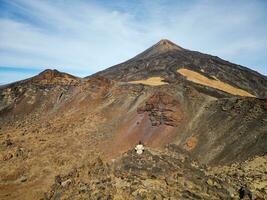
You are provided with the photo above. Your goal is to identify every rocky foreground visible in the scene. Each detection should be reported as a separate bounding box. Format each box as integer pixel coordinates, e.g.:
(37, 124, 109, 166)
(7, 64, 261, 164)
(43, 145, 267, 200)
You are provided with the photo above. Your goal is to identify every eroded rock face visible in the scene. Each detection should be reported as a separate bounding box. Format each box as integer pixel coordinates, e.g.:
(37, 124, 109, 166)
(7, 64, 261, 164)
(137, 92, 183, 126)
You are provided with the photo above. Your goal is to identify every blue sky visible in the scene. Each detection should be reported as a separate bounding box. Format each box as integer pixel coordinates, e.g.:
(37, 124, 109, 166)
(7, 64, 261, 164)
(0, 0, 267, 84)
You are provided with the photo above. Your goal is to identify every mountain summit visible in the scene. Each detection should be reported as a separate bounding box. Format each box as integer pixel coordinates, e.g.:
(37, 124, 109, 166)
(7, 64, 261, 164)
(154, 39, 184, 51)
(133, 39, 184, 59)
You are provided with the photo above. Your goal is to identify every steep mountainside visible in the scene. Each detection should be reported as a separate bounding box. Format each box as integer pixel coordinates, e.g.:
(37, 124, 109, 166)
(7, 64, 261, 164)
(96, 39, 267, 98)
(0, 40, 266, 199)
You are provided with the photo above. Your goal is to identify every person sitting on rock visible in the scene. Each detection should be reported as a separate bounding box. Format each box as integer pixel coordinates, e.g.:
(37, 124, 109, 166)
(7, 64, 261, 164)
(135, 141, 144, 155)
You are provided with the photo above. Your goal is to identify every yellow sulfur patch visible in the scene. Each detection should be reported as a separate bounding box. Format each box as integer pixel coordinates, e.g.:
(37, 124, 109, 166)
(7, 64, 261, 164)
(128, 77, 168, 86)
(177, 68, 255, 97)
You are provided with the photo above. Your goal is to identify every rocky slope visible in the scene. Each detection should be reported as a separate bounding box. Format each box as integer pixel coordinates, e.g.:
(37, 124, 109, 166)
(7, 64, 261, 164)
(96, 39, 267, 98)
(0, 40, 266, 199)
(42, 147, 267, 200)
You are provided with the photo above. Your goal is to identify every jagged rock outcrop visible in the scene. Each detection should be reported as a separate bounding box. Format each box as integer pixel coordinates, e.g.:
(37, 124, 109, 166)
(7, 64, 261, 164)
(137, 92, 183, 126)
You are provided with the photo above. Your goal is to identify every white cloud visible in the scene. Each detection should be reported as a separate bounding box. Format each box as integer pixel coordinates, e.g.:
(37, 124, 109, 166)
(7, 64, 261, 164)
(0, 0, 266, 81)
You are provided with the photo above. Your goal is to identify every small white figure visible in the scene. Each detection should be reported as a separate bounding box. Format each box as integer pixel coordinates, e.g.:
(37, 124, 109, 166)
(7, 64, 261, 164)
(135, 141, 144, 155)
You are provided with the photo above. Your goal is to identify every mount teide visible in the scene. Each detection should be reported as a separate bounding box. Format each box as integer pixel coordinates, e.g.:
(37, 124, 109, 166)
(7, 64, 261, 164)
(0, 40, 266, 199)
(96, 39, 267, 98)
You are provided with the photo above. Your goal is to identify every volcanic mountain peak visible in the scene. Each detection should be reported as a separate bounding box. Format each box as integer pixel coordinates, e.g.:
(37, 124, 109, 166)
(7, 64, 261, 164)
(149, 38, 184, 53)
(157, 38, 183, 50)
(131, 39, 184, 60)
(96, 39, 267, 98)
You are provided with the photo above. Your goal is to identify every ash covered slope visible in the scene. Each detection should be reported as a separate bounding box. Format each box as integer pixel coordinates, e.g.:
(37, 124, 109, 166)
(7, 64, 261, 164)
(96, 39, 267, 98)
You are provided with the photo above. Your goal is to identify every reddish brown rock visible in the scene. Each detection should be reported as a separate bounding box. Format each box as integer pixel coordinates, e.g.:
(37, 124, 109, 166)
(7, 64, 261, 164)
(137, 92, 183, 126)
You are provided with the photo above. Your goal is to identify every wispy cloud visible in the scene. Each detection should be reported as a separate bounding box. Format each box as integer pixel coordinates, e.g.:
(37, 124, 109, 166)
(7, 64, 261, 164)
(0, 0, 266, 84)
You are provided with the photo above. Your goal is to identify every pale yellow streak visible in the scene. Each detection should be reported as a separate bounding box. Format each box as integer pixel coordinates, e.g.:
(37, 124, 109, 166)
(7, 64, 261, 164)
(128, 77, 168, 86)
(177, 68, 255, 97)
